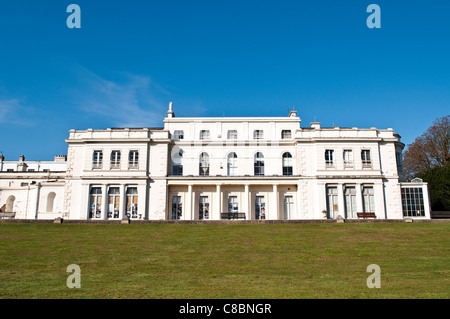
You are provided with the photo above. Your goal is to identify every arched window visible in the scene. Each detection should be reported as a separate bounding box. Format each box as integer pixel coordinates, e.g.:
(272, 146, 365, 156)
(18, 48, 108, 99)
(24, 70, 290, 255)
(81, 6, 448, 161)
(282, 152, 293, 176)
(227, 152, 238, 176)
(172, 149, 183, 176)
(46, 192, 56, 212)
(6, 195, 15, 212)
(199, 152, 210, 176)
(254, 152, 264, 176)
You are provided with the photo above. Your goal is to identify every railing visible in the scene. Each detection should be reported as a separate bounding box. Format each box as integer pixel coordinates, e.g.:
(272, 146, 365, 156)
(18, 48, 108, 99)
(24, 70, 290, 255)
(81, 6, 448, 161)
(221, 212, 246, 220)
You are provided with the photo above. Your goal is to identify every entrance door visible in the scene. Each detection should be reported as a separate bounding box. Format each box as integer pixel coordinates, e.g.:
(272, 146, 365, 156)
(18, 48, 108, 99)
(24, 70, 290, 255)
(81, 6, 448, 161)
(284, 196, 294, 219)
(326, 186, 338, 219)
(255, 196, 266, 220)
(171, 196, 182, 220)
(199, 196, 209, 220)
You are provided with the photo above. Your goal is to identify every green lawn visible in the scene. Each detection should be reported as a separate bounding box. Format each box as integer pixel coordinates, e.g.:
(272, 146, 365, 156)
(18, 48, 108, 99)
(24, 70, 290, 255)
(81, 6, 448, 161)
(0, 222, 449, 299)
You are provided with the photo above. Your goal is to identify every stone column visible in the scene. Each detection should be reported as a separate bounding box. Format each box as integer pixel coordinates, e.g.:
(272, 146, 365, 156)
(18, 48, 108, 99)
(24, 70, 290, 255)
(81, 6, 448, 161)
(101, 184, 107, 220)
(337, 184, 345, 219)
(119, 184, 126, 220)
(187, 184, 193, 220)
(215, 184, 222, 220)
(356, 183, 363, 213)
(245, 184, 250, 220)
(272, 184, 279, 220)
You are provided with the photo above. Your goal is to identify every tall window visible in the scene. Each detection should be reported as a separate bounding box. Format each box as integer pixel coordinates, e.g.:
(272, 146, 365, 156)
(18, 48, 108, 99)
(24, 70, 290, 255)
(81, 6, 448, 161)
(284, 196, 294, 219)
(344, 187, 357, 218)
(92, 150, 103, 169)
(325, 150, 334, 167)
(126, 187, 138, 219)
(171, 196, 182, 220)
(401, 187, 425, 217)
(361, 150, 372, 168)
(199, 196, 209, 220)
(227, 152, 238, 176)
(110, 150, 121, 169)
(396, 152, 403, 172)
(362, 186, 375, 213)
(200, 130, 210, 140)
(172, 149, 183, 176)
(173, 130, 184, 140)
(254, 152, 264, 176)
(253, 130, 264, 139)
(282, 152, 293, 176)
(227, 130, 237, 139)
(228, 196, 238, 213)
(199, 152, 210, 176)
(255, 196, 266, 220)
(326, 186, 338, 219)
(281, 130, 292, 139)
(107, 187, 120, 219)
(89, 187, 102, 219)
(129, 150, 139, 169)
(343, 150, 353, 167)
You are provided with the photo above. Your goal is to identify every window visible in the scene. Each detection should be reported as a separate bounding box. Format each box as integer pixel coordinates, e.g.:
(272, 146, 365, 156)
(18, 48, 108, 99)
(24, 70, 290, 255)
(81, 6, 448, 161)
(129, 150, 139, 169)
(326, 186, 338, 219)
(126, 187, 138, 219)
(362, 186, 375, 213)
(228, 196, 238, 213)
(281, 130, 292, 139)
(343, 150, 353, 167)
(171, 196, 182, 220)
(172, 149, 183, 176)
(110, 150, 121, 169)
(253, 130, 264, 139)
(89, 187, 102, 219)
(344, 187, 357, 218)
(284, 196, 294, 219)
(227, 152, 238, 176)
(227, 130, 237, 139)
(173, 130, 184, 140)
(401, 187, 425, 217)
(200, 130, 210, 140)
(254, 152, 264, 176)
(361, 150, 372, 168)
(199, 152, 210, 176)
(325, 150, 334, 167)
(92, 150, 103, 169)
(255, 196, 266, 220)
(282, 152, 293, 176)
(107, 187, 120, 219)
(199, 196, 209, 220)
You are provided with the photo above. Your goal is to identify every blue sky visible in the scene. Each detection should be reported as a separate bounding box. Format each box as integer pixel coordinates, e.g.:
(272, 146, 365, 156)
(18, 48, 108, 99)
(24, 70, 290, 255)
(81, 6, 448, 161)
(0, 0, 449, 160)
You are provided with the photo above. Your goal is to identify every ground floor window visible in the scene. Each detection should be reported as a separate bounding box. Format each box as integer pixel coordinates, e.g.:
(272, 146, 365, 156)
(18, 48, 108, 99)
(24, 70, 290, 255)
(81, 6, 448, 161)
(228, 196, 238, 213)
(126, 187, 138, 219)
(284, 195, 294, 219)
(401, 187, 425, 217)
(326, 186, 338, 218)
(89, 187, 102, 219)
(171, 196, 182, 220)
(108, 187, 120, 219)
(199, 196, 209, 220)
(344, 186, 357, 218)
(362, 186, 375, 213)
(255, 196, 266, 220)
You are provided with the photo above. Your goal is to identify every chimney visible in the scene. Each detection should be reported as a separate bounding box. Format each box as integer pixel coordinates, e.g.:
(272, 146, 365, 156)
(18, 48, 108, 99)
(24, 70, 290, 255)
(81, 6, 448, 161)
(167, 102, 175, 118)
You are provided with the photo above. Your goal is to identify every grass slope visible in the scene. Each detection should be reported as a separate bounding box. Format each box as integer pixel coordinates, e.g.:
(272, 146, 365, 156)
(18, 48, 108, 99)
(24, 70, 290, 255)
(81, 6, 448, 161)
(0, 222, 449, 299)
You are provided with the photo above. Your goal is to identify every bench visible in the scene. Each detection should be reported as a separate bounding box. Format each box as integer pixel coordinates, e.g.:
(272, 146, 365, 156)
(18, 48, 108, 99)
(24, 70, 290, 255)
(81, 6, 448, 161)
(0, 212, 16, 219)
(221, 212, 246, 220)
(357, 212, 376, 219)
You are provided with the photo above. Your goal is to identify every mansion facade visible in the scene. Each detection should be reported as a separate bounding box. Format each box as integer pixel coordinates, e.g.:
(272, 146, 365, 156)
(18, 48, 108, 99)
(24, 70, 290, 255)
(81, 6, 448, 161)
(0, 103, 431, 221)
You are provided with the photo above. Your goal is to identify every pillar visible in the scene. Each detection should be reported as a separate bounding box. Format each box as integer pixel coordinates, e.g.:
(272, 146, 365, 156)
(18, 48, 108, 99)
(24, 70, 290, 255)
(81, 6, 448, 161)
(101, 184, 107, 220)
(215, 184, 222, 220)
(119, 184, 126, 220)
(272, 184, 279, 220)
(245, 184, 250, 220)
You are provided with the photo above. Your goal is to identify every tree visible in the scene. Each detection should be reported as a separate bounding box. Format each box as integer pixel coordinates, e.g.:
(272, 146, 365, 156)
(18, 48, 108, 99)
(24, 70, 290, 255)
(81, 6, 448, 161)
(403, 115, 449, 180)
(403, 115, 450, 211)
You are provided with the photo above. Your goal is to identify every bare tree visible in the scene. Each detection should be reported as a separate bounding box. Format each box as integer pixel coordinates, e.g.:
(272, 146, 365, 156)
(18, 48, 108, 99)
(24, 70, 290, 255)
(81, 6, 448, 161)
(403, 115, 449, 180)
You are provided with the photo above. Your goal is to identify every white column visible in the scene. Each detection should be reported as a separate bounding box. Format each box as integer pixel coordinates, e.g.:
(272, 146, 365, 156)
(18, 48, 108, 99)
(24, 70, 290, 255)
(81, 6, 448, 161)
(101, 184, 107, 220)
(187, 184, 193, 220)
(356, 183, 363, 213)
(215, 184, 222, 220)
(119, 184, 126, 220)
(272, 184, 279, 220)
(337, 184, 345, 219)
(245, 184, 250, 220)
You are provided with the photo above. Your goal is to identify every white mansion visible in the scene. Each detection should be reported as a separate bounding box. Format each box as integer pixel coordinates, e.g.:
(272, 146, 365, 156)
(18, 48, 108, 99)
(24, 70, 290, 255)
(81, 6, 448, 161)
(0, 103, 431, 221)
